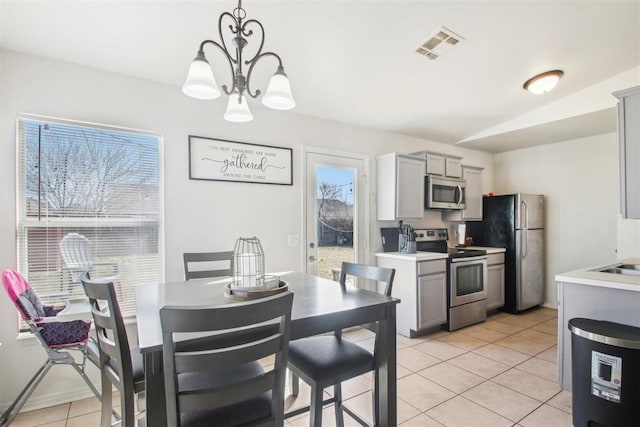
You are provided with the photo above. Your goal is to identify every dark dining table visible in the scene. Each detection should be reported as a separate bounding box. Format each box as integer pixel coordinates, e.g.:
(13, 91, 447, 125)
(134, 272, 400, 426)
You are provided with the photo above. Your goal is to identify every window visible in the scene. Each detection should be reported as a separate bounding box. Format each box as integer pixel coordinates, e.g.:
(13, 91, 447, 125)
(16, 114, 163, 318)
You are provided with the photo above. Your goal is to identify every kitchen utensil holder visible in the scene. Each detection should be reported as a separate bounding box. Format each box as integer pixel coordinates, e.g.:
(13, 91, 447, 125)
(399, 235, 416, 254)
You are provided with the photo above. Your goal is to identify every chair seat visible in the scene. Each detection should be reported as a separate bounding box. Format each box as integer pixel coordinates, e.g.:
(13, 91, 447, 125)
(288, 336, 375, 384)
(105, 345, 145, 393)
(178, 361, 272, 427)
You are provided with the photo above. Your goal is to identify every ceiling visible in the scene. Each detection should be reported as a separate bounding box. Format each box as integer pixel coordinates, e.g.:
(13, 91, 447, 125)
(1, 1, 639, 153)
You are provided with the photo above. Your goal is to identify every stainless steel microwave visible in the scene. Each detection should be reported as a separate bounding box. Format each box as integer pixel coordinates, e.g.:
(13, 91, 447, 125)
(425, 176, 466, 210)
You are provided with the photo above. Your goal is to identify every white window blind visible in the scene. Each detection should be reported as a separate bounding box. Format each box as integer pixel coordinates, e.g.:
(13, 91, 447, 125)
(16, 115, 163, 320)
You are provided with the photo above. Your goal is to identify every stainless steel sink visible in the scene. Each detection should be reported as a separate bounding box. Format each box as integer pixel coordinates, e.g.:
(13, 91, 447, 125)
(593, 263, 640, 276)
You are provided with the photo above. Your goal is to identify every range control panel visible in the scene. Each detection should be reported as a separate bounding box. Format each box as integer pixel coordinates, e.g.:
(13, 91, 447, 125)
(413, 228, 448, 242)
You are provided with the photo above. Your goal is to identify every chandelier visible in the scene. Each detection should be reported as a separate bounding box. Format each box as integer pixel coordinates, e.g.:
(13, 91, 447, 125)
(182, 0, 295, 122)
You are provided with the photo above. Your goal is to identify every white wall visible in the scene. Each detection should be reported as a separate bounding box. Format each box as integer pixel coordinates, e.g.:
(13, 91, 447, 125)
(493, 133, 640, 309)
(0, 49, 494, 410)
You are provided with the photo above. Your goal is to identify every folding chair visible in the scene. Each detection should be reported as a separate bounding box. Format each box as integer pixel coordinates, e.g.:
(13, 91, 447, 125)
(0, 269, 100, 426)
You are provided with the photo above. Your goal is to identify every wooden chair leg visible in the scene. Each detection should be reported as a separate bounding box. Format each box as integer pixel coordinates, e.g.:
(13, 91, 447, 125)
(372, 370, 380, 427)
(334, 383, 345, 427)
(121, 387, 135, 427)
(309, 385, 324, 427)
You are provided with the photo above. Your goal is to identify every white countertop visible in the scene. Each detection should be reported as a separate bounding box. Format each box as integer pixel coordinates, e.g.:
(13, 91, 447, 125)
(375, 251, 448, 261)
(555, 258, 640, 292)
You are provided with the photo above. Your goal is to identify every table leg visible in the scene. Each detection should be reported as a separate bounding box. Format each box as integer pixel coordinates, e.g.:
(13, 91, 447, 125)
(144, 351, 167, 427)
(376, 304, 397, 426)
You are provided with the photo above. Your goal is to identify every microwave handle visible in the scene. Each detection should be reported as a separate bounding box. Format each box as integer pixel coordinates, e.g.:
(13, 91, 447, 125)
(456, 185, 463, 206)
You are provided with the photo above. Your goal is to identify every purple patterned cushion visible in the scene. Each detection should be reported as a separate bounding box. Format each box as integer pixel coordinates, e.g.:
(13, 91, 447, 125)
(38, 319, 91, 347)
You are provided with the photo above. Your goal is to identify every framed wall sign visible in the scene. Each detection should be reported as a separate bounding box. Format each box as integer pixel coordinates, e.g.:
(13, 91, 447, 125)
(188, 136, 293, 185)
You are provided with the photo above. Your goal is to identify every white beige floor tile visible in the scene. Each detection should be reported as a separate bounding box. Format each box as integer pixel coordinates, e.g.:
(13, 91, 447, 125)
(400, 413, 445, 426)
(536, 345, 557, 363)
(493, 314, 542, 329)
(463, 380, 541, 422)
(531, 318, 558, 336)
(436, 331, 488, 350)
(32, 421, 67, 427)
(517, 356, 558, 382)
(65, 410, 102, 427)
(418, 362, 485, 394)
(546, 390, 572, 414)
(458, 324, 509, 342)
(343, 327, 375, 342)
(447, 351, 511, 379)
(413, 339, 466, 361)
(494, 334, 554, 356)
(345, 390, 420, 425)
(426, 395, 513, 427)
(493, 368, 561, 402)
(10, 403, 70, 427)
(397, 373, 456, 412)
(482, 319, 526, 335)
(68, 395, 101, 418)
(397, 347, 442, 371)
(397, 363, 413, 379)
(340, 372, 373, 400)
(519, 403, 573, 427)
(513, 328, 558, 346)
(472, 343, 531, 366)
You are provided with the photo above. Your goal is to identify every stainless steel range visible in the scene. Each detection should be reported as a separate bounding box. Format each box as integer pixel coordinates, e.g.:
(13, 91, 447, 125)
(414, 228, 488, 331)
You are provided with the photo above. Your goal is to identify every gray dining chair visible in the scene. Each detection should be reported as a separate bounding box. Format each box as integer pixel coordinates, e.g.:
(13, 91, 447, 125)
(182, 251, 234, 280)
(287, 262, 395, 427)
(80, 273, 145, 427)
(160, 291, 293, 427)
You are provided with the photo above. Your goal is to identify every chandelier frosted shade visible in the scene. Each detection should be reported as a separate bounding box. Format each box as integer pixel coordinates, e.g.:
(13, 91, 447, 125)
(523, 70, 563, 95)
(182, 53, 221, 100)
(224, 94, 254, 122)
(262, 67, 295, 110)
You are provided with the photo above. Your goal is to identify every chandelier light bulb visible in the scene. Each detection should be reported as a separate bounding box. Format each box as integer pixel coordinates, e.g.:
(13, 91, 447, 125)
(224, 94, 253, 122)
(262, 66, 295, 110)
(182, 52, 221, 100)
(523, 70, 564, 95)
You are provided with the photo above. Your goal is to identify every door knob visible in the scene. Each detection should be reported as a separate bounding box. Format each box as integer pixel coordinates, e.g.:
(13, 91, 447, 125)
(309, 255, 317, 262)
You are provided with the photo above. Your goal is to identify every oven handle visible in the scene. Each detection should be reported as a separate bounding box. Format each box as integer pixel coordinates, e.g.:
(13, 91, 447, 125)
(450, 255, 487, 263)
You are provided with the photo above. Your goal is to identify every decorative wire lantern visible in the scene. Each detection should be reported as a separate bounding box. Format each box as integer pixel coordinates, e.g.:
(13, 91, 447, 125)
(233, 236, 265, 288)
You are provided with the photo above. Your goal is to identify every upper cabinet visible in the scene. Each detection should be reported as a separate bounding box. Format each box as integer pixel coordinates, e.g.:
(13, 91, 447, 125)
(442, 165, 484, 221)
(613, 86, 640, 219)
(377, 153, 425, 220)
(415, 151, 463, 178)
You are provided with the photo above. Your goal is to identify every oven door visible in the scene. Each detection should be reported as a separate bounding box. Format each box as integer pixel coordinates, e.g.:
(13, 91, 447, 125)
(450, 256, 488, 307)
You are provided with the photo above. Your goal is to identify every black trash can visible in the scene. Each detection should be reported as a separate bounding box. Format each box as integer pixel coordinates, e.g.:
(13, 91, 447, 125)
(569, 318, 640, 427)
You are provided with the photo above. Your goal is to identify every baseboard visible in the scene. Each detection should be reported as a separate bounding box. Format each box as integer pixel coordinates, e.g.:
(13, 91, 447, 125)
(1, 387, 97, 414)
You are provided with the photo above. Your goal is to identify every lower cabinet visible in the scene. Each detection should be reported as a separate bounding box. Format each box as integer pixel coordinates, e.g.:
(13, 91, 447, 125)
(418, 271, 447, 330)
(486, 252, 505, 311)
(376, 255, 448, 337)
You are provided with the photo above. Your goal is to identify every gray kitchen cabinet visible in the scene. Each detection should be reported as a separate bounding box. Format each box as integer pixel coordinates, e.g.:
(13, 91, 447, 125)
(442, 165, 484, 221)
(486, 252, 505, 311)
(376, 153, 425, 220)
(418, 268, 447, 330)
(613, 86, 640, 219)
(375, 254, 448, 337)
(412, 151, 463, 178)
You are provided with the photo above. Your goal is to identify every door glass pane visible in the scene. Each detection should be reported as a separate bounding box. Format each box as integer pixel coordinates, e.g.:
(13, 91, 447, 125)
(316, 166, 355, 281)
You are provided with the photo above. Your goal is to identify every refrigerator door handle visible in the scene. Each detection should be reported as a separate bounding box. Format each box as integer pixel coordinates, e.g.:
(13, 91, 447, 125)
(522, 229, 528, 258)
(521, 199, 528, 229)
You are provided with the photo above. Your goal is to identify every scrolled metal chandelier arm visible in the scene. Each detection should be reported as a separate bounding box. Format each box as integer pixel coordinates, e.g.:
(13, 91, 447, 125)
(245, 51, 284, 99)
(198, 39, 237, 96)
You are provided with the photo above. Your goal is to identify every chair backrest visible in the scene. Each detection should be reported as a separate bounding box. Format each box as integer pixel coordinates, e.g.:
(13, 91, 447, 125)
(60, 233, 94, 282)
(160, 291, 293, 426)
(80, 273, 134, 395)
(182, 251, 234, 280)
(2, 269, 46, 321)
(339, 262, 395, 297)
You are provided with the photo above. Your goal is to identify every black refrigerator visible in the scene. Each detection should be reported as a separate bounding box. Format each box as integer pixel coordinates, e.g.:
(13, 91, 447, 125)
(466, 193, 545, 313)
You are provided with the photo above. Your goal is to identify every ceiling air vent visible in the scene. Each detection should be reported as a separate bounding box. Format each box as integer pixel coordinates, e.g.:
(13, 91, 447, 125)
(416, 27, 464, 60)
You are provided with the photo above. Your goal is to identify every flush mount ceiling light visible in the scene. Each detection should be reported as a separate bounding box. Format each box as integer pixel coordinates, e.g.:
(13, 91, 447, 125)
(523, 70, 564, 94)
(182, 0, 295, 122)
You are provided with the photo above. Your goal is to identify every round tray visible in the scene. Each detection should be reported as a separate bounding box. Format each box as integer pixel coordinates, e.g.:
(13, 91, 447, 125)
(224, 280, 288, 301)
